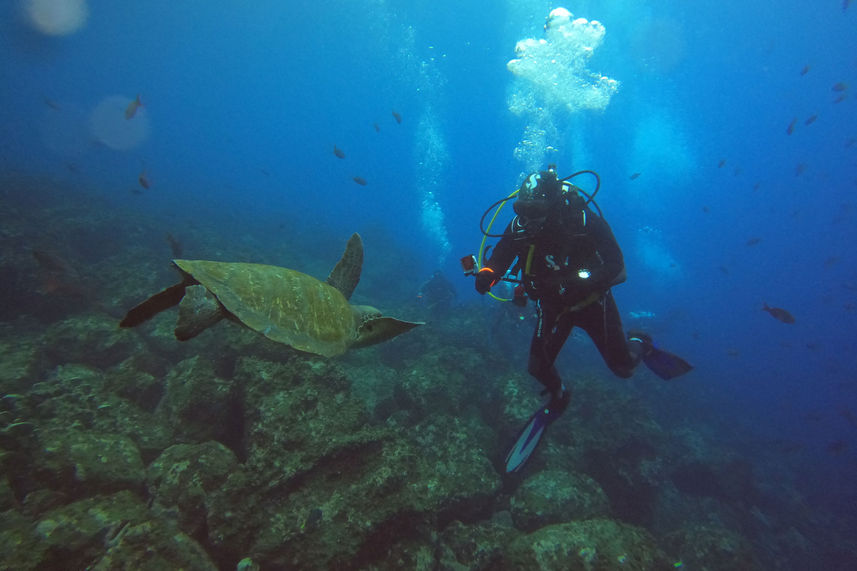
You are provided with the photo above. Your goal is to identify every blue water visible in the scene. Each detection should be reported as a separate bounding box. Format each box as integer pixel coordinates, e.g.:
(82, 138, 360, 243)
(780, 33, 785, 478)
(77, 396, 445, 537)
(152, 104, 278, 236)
(3, 0, 856, 558)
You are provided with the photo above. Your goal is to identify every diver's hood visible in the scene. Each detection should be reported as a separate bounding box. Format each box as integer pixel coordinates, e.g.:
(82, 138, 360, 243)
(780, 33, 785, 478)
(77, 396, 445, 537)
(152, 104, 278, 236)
(513, 170, 561, 221)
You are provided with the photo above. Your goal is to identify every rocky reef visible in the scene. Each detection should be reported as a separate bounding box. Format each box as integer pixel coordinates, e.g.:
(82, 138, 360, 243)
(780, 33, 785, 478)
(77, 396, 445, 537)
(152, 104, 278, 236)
(1, 174, 853, 569)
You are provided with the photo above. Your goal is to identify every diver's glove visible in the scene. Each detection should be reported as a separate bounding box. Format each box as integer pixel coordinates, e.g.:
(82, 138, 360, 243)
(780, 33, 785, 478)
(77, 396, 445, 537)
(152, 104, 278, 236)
(475, 267, 497, 295)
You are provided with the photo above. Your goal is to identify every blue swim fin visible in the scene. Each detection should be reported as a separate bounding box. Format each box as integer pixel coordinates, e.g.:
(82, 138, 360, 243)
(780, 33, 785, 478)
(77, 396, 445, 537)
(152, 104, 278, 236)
(643, 346, 693, 380)
(505, 408, 550, 473)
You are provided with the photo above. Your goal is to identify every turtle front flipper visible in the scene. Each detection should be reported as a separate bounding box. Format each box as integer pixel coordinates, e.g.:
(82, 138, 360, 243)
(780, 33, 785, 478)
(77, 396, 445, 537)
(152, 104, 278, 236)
(120, 282, 187, 328)
(352, 314, 424, 349)
(175, 285, 226, 340)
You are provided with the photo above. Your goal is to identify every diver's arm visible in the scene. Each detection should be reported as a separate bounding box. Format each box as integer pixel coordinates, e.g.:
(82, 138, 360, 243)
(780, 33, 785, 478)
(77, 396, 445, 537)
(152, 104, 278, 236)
(483, 223, 519, 276)
(585, 215, 625, 290)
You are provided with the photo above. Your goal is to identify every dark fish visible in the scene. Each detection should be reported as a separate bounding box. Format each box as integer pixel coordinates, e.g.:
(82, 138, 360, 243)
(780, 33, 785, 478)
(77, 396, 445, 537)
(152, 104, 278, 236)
(795, 163, 807, 176)
(823, 256, 840, 268)
(259, 168, 270, 176)
(352, 176, 367, 186)
(43, 97, 61, 110)
(373, 123, 380, 132)
(799, 64, 810, 76)
(745, 237, 761, 246)
(33, 249, 76, 276)
(125, 94, 143, 120)
(786, 118, 797, 135)
(130, 188, 144, 195)
(763, 303, 795, 324)
(833, 93, 847, 104)
(717, 159, 726, 168)
(752, 182, 760, 191)
(804, 114, 818, 126)
(333, 145, 345, 159)
(846, 137, 857, 148)
(138, 168, 150, 189)
(629, 172, 641, 180)
(166, 233, 183, 258)
(832, 82, 849, 92)
(702, 205, 710, 213)
(845, 0, 852, 11)
(392, 110, 402, 124)
(828, 440, 847, 456)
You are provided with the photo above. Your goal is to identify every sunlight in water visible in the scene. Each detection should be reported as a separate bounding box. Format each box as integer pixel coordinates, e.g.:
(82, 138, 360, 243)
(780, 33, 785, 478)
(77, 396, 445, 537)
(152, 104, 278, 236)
(21, 0, 88, 36)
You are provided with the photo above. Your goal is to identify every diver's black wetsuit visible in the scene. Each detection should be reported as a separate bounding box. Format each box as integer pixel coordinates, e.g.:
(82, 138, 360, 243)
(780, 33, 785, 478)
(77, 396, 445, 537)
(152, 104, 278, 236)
(481, 191, 641, 401)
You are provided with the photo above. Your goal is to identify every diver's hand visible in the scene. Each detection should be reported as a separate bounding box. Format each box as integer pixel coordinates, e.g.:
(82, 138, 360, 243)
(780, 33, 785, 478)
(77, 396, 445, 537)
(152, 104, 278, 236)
(475, 268, 496, 295)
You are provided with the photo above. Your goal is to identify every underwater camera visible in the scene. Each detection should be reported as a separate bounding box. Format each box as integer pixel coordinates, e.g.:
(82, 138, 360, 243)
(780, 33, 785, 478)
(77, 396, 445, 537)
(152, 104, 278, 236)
(460, 254, 477, 276)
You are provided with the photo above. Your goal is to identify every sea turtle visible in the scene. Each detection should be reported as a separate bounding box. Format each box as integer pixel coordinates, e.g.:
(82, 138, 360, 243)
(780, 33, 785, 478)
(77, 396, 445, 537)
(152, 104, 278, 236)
(119, 233, 423, 357)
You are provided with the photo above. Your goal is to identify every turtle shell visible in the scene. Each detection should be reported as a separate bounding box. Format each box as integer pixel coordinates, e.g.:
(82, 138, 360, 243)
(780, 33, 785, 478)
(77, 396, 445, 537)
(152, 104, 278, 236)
(173, 259, 358, 357)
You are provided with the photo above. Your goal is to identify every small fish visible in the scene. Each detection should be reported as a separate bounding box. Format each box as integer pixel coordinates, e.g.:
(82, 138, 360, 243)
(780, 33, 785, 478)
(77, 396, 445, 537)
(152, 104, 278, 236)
(763, 303, 795, 324)
(373, 123, 380, 133)
(702, 205, 710, 213)
(166, 233, 183, 258)
(846, 137, 857, 148)
(745, 237, 761, 246)
(795, 163, 807, 176)
(786, 118, 797, 135)
(804, 114, 818, 126)
(392, 110, 402, 124)
(43, 97, 61, 110)
(717, 159, 726, 168)
(752, 182, 760, 191)
(629, 172, 641, 180)
(833, 93, 847, 104)
(832, 82, 849, 92)
(125, 94, 143, 120)
(138, 168, 150, 189)
(352, 176, 367, 186)
(333, 145, 345, 159)
(799, 64, 810, 76)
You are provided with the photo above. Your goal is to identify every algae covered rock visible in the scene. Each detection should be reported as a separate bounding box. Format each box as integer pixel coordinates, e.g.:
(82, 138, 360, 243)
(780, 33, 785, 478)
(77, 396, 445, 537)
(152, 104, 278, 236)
(437, 515, 521, 570)
(156, 355, 239, 445)
(205, 356, 501, 570)
(41, 314, 143, 370)
(27, 364, 171, 459)
(662, 523, 760, 570)
(503, 518, 666, 570)
(511, 469, 610, 532)
(33, 490, 150, 569)
(40, 429, 145, 493)
(89, 520, 217, 571)
(146, 441, 238, 538)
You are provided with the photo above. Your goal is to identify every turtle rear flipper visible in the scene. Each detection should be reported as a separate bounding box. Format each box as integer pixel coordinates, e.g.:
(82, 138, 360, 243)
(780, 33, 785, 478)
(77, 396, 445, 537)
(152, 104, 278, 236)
(120, 283, 186, 328)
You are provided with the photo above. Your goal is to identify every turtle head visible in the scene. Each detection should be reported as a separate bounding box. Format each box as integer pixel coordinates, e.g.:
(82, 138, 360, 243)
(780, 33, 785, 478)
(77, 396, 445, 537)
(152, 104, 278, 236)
(350, 305, 423, 349)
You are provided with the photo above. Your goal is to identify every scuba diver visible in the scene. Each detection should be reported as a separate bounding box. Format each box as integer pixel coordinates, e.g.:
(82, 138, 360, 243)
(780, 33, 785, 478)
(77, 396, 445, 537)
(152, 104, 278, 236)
(470, 165, 692, 472)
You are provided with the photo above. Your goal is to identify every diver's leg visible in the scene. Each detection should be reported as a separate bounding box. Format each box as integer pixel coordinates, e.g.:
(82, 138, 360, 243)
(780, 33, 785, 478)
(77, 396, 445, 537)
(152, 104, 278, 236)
(527, 302, 571, 415)
(578, 291, 637, 378)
